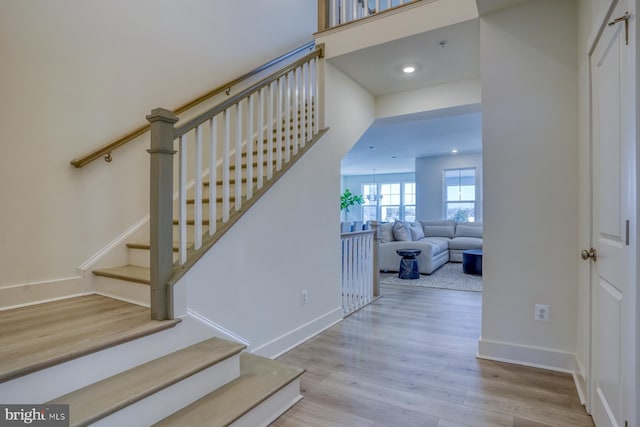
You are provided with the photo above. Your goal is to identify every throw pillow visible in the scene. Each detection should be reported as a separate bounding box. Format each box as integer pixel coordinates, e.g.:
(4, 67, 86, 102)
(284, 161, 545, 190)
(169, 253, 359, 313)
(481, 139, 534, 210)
(409, 223, 425, 240)
(378, 222, 394, 243)
(420, 220, 455, 238)
(392, 221, 412, 241)
(455, 224, 483, 238)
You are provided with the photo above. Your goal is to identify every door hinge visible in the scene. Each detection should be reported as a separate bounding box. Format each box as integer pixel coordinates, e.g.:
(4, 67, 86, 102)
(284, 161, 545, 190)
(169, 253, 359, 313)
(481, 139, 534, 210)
(625, 420, 628, 427)
(625, 220, 630, 246)
(608, 12, 630, 45)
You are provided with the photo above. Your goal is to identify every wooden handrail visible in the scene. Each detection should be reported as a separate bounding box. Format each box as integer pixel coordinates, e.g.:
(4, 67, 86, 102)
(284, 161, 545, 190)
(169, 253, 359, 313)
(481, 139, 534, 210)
(70, 41, 316, 168)
(174, 45, 324, 138)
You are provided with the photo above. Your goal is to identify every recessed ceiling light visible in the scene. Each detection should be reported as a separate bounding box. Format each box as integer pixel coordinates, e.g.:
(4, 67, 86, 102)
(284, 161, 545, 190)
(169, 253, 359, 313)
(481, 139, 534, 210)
(451, 149, 458, 153)
(403, 66, 416, 74)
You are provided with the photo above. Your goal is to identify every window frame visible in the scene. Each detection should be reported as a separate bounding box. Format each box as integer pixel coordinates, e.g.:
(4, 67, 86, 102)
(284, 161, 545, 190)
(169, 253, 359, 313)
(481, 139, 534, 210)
(443, 167, 476, 222)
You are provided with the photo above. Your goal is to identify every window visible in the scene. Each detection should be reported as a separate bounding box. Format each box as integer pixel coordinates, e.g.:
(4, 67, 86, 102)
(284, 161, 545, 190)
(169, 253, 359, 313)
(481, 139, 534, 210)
(361, 180, 415, 222)
(444, 168, 476, 222)
(403, 182, 416, 222)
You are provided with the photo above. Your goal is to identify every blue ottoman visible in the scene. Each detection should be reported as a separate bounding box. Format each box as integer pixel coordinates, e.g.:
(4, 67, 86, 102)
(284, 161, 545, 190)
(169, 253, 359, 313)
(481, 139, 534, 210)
(462, 249, 483, 275)
(396, 249, 421, 279)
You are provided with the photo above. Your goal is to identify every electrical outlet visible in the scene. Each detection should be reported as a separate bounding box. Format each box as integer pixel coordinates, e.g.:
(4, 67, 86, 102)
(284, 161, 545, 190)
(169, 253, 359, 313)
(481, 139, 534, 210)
(535, 304, 549, 322)
(301, 289, 309, 305)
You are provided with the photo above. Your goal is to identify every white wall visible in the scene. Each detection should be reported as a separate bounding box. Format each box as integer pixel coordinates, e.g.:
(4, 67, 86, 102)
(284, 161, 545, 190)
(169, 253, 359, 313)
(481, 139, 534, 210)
(415, 153, 483, 222)
(0, 0, 316, 304)
(182, 62, 376, 357)
(479, 0, 579, 371)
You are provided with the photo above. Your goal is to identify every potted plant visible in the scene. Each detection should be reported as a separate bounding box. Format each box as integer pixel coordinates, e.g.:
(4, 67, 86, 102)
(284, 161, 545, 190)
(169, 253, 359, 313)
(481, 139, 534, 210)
(340, 189, 364, 229)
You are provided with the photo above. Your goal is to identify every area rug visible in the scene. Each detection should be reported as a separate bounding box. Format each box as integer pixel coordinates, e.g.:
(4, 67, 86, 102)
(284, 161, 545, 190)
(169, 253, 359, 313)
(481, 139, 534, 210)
(379, 262, 482, 292)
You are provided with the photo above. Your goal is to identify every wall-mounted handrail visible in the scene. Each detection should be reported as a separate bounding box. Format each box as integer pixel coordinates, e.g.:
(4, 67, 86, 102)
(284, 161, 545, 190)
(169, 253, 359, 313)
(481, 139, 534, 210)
(70, 41, 316, 168)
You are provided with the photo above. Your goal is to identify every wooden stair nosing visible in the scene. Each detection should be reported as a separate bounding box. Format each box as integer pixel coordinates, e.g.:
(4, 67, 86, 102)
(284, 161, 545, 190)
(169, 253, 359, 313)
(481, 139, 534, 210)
(152, 353, 305, 427)
(0, 295, 181, 383)
(127, 242, 181, 253)
(47, 338, 246, 427)
(93, 265, 150, 285)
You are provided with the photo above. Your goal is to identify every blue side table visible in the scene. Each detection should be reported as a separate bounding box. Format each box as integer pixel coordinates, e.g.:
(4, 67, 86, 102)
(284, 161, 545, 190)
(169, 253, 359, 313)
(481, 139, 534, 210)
(462, 249, 483, 275)
(396, 249, 421, 279)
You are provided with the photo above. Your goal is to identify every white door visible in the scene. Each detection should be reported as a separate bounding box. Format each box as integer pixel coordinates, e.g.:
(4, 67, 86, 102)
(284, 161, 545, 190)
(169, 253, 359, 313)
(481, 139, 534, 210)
(588, 1, 636, 426)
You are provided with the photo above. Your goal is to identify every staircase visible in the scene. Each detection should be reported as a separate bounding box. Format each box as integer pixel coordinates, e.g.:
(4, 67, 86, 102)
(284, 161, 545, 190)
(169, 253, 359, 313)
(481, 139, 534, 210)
(0, 44, 326, 426)
(0, 295, 305, 426)
(91, 110, 322, 308)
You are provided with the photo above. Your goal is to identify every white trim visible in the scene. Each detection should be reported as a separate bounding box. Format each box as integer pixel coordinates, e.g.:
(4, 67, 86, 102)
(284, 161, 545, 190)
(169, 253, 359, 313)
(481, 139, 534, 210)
(78, 215, 149, 272)
(187, 308, 251, 347)
(251, 307, 343, 358)
(573, 356, 588, 406)
(231, 381, 302, 427)
(477, 337, 576, 373)
(0, 276, 88, 311)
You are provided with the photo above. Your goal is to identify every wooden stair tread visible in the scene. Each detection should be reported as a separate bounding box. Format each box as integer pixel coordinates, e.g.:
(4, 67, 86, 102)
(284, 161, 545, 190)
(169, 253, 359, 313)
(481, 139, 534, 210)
(127, 242, 182, 252)
(0, 295, 180, 383)
(93, 265, 150, 285)
(153, 353, 304, 427)
(186, 196, 236, 205)
(48, 337, 245, 427)
(173, 219, 210, 226)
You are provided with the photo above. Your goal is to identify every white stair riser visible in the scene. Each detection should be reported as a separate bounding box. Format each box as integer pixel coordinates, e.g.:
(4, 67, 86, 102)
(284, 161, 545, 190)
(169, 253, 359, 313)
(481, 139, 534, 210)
(95, 276, 150, 307)
(0, 317, 218, 403)
(231, 379, 302, 427)
(128, 248, 178, 269)
(92, 356, 240, 427)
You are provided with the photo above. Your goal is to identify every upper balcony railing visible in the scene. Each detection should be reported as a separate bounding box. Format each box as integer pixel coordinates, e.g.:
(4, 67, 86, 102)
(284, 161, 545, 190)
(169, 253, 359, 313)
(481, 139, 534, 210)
(318, 0, 422, 32)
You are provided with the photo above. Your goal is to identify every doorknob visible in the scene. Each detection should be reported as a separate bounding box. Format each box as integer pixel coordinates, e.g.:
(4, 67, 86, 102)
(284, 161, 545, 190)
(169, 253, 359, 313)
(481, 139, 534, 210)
(581, 248, 597, 262)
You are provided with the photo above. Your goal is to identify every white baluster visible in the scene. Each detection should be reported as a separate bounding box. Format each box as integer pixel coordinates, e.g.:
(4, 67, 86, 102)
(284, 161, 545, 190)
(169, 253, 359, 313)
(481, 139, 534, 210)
(194, 124, 203, 250)
(257, 88, 264, 189)
(208, 116, 217, 235)
(332, 0, 338, 27)
(284, 72, 291, 164)
(179, 134, 188, 265)
(387, 0, 391, 10)
(246, 94, 254, 199)
(375, 0, 380, 14)
(312, 58, 319, 135)
(341, 0, 347, 25)
(222, 108, 231, 223)
(276, 77, 283, 171)
(235, 100, 242, 211)
(300, 63, 307, 148)
(267, 82, 274, 179)
(293, 67, 300, 155)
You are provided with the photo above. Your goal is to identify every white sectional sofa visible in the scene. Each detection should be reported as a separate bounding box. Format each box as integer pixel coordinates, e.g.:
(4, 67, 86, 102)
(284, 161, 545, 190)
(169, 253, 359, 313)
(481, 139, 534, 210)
(378, 220, 483, 275)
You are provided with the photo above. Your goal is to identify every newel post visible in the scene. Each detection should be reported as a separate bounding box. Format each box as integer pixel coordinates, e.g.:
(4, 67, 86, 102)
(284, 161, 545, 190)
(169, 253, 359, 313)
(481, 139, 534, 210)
(147, 108, 178, 320)
(370, 221, 380, 297)
(318, 0, 330, 32)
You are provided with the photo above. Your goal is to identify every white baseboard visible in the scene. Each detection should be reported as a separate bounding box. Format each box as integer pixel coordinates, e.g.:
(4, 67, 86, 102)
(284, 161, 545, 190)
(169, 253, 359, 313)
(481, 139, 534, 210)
(573, 357, 588, 407)
(477, 337, 576, 373)
(0, 276, 89, 311)
(251, 307, 344, 359)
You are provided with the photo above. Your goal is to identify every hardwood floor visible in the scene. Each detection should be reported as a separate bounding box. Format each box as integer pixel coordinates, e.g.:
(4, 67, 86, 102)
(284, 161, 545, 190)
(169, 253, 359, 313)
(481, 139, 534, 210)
(273, 284, 593, 427)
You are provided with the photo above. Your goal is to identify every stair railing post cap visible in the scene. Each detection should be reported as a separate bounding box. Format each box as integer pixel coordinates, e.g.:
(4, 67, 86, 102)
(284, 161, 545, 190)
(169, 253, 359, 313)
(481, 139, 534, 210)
(146, 108, 179, 124)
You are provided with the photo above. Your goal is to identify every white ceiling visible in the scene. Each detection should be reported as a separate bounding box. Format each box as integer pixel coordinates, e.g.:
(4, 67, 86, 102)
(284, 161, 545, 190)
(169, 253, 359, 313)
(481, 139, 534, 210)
(329, 19, 480, 96)
(341, 104, 482, 175)
(333, 18, 483, 176)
